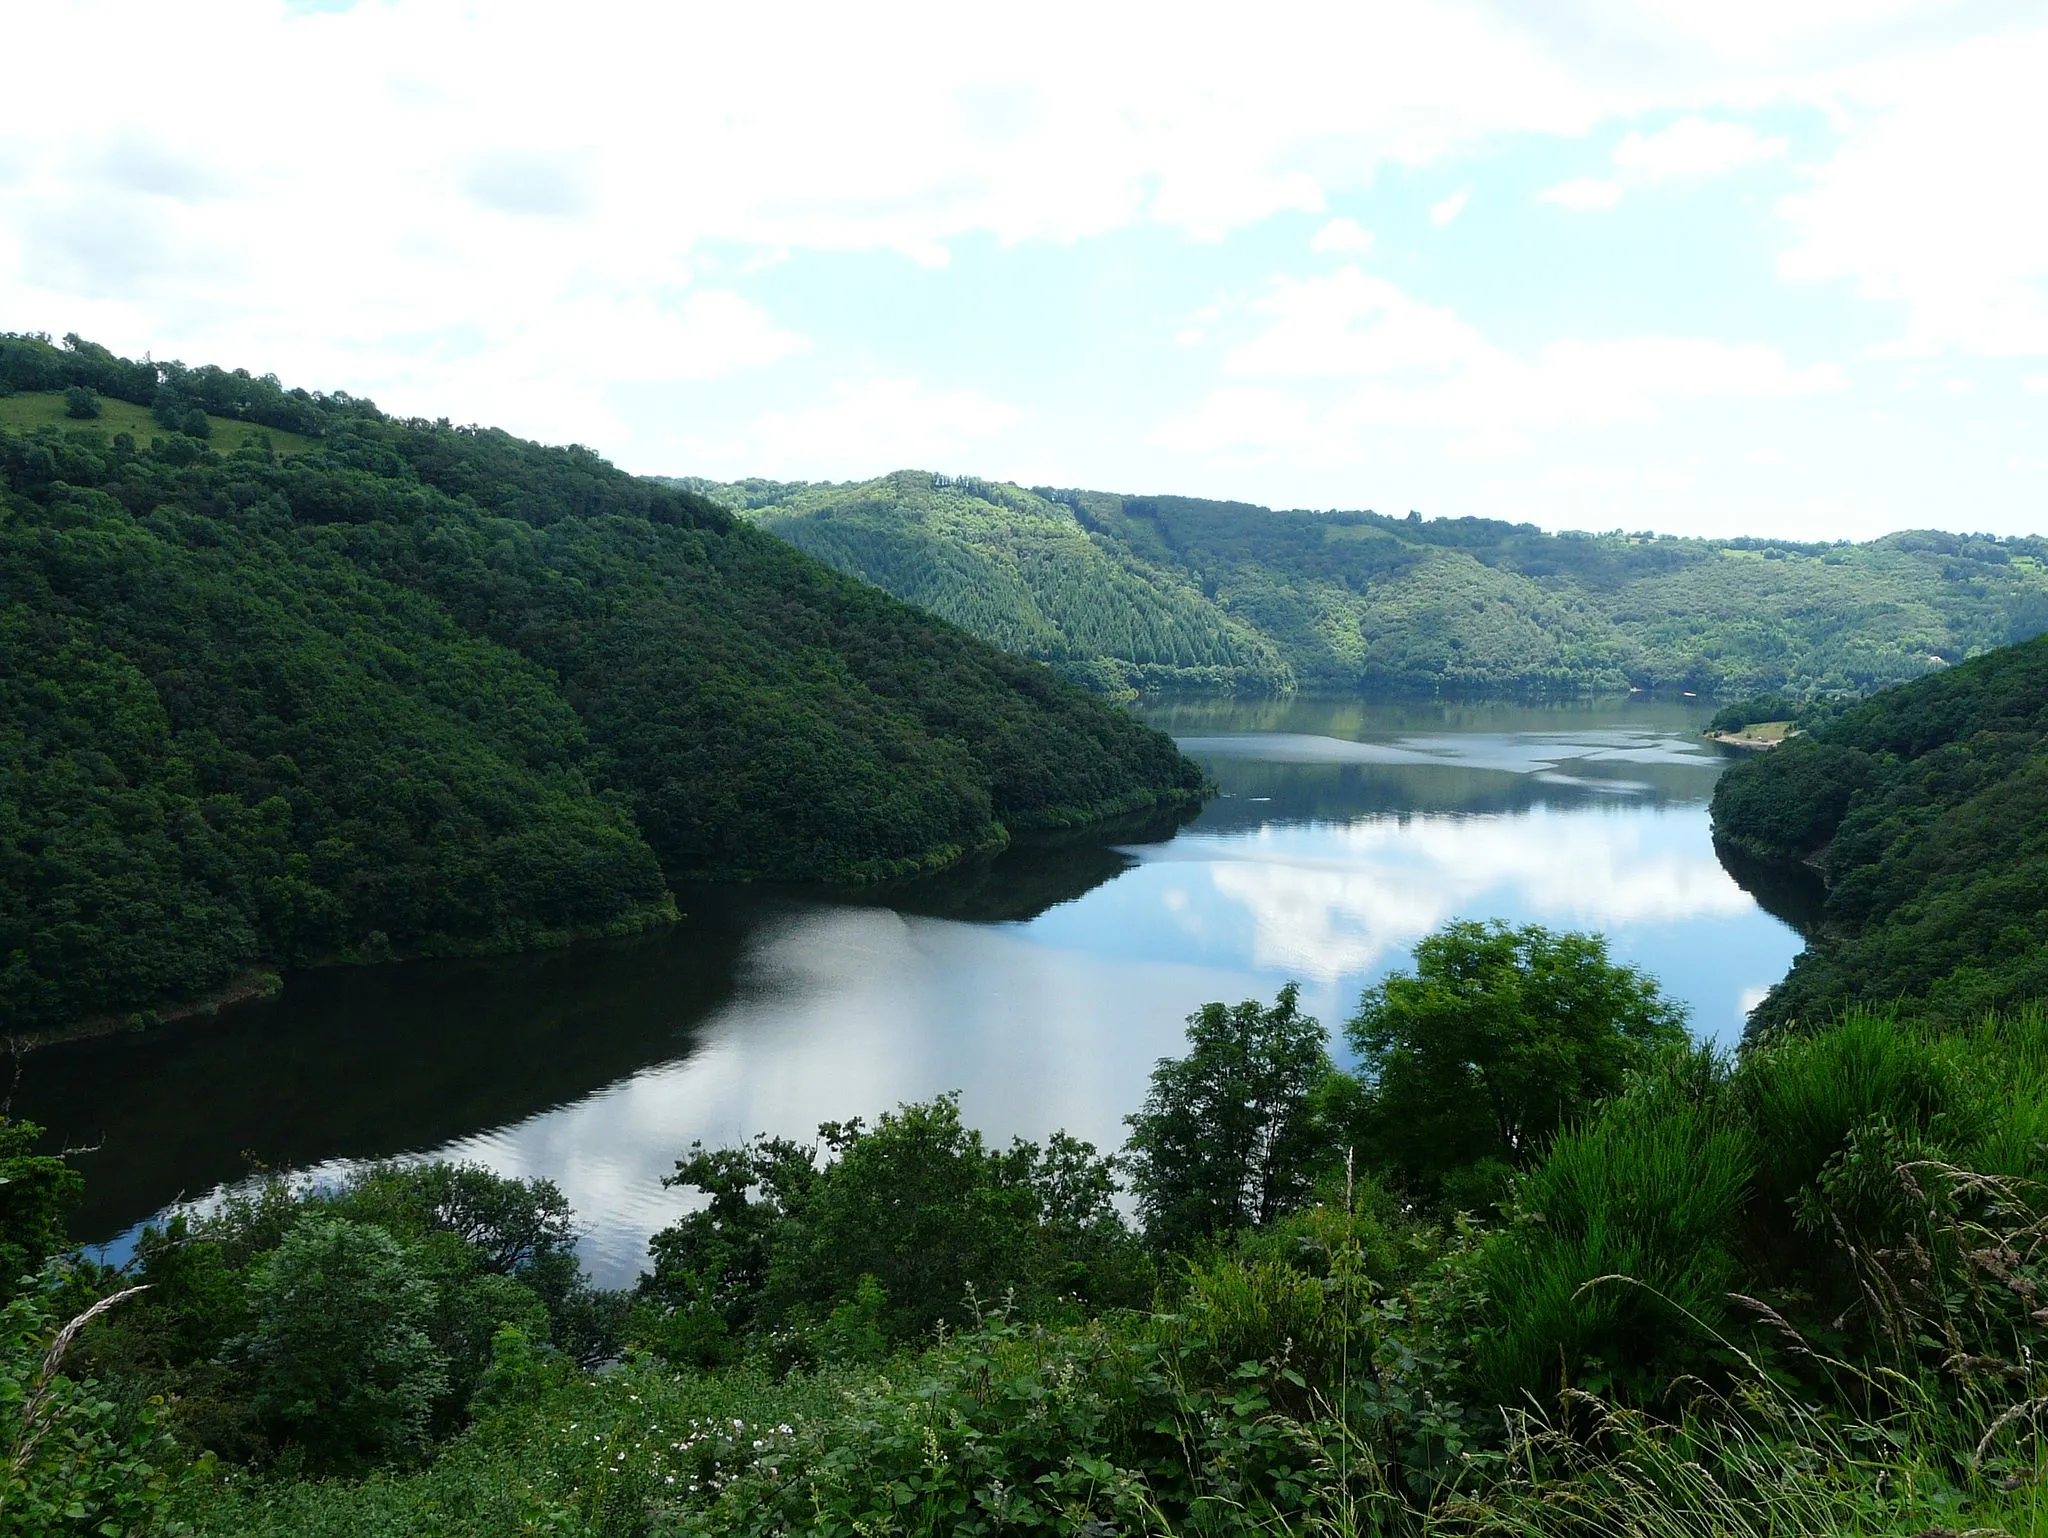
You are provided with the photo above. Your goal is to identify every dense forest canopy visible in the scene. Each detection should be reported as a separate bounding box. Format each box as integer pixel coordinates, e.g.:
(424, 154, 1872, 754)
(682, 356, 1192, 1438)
(1711, 630, 2048, 1030)
(0, 334, 1203, 1035)
(680, 471, 2048, 698)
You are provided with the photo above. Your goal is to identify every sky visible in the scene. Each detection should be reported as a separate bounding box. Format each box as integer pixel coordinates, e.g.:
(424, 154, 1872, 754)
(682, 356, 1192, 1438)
(5, 0, 2047, 541)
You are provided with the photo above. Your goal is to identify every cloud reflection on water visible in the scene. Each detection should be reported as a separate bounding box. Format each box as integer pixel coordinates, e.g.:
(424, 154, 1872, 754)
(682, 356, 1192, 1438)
(1193, 806, 1754, 980)
(439, 913, 1270, 1284)
(78, 704, 1809, 1288)
(448, 781, 1796, 1284)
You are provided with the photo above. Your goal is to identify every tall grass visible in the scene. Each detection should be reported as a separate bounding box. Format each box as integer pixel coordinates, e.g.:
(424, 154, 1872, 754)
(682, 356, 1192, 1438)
(1741, 1008, 1980, 1210)
(1475, 1048, 1756, 1402)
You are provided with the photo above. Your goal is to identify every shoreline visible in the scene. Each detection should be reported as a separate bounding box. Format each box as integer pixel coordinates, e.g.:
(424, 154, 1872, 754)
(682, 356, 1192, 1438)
(1705, 723, 1795, 751)
(19, 969, 287, 1049)
(17, 787, 1204, 1046)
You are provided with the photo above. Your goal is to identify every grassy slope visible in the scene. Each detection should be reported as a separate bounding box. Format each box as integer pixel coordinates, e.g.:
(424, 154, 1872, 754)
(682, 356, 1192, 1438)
(0, 390, 316, 456)
(691, 472, 2048, 698)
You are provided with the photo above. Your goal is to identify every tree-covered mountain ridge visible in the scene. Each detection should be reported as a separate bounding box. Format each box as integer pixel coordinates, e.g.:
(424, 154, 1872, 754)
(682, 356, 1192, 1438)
(673, 470, 2048, 699)
(1711, 629, 2048, 1031)
(0, 334, 1204, 1035)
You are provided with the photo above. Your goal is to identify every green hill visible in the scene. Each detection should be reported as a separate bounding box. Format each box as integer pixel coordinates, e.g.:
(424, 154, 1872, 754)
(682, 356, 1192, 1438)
(684, 472, 2048, 698)
(1711, 631, 2048, 1030)
(700, 472, 1291, 694)
(0, 335, 1202, 1035)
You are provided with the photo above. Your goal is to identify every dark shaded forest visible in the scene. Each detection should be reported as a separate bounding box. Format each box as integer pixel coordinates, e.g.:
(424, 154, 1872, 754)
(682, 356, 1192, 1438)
(0, 335, 1203, 1035)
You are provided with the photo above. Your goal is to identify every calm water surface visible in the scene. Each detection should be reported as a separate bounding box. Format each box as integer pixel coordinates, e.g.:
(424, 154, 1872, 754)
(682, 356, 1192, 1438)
(17, 697, 1806, 1285)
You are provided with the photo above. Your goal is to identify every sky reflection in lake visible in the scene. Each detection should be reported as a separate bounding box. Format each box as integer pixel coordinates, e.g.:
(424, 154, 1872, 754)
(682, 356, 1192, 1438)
(34, 697, 1806, 1286)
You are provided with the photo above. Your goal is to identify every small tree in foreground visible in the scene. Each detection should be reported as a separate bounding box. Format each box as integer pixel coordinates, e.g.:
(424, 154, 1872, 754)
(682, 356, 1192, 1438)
(238, 1218, 446, 1473)
(1345, 920, 1688, 1204)
(1124, 983, 1334, 1254)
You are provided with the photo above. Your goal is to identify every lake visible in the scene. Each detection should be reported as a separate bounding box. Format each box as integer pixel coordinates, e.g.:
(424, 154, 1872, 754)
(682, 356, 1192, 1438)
(15, 696, 1807, 1286)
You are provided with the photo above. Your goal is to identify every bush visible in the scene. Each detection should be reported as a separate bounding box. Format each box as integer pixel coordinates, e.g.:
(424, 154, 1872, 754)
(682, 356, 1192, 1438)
(643, 1096, 1146, 1355)
(0, 1119, 83, 1303)
(1737, 1009, 1978, 1218)
(1948, 1005, 2048, 1177)
(61, 385, 99, 420)
(0, 1285, 174, 1537)
(237, 1218, 448, 1472)
(1161, 1253, 1341, 1396)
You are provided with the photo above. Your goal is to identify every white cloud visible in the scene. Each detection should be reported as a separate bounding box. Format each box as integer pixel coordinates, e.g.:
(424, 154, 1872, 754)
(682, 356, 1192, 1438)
(1224, 269, 1492, 378)
(1613, 117, 1788, 181)
(349, 288, 807, 451)
(461, 148, 595, 219)
(0, 0, 2040, 490)
(1775, 28, 2048, 357)
(1310, 217, 1376, 254)
(1172, 267, 1844, 457)
(707, 379, 1023, 479)
(1542, 117, 1784, 214)
(1429, 189, 1471, 225)
(1540, 176, 1623, 211)
(0, 0, 1626, 435)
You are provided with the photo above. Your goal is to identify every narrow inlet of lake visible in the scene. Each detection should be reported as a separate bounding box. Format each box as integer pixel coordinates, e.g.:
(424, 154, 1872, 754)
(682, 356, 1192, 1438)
(17, 696, 1807, 1286)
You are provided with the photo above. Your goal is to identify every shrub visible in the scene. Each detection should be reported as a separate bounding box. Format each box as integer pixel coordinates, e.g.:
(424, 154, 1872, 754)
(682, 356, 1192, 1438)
(0, 1119, 83, 1303)
(0, 1285, 174, 1537)
(237, 1218, 448, 1472)
(644, 1097, 1145, 1353)
(1160, 1253, 1339, 1395)
(1737, 1009, 1978, 1217)
(1944, 1005, 2048, 1178)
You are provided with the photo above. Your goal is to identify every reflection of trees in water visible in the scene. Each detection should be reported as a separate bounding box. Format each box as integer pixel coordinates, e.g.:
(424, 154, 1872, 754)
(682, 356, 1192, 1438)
(12, 913, 753, 1243)
(1710, 838, 1828, 939)
(1191, 758, 1716, 833)
(27, 713, 1767, 1254)
(17, 809, 1200, 1246)
(859, 805, 1198, 924)
(1137, 694, 1711, 743)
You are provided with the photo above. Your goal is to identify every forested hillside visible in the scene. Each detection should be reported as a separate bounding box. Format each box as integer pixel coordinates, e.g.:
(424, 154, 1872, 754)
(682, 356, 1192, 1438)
(0, 335, 1202, 1035)
(689, 472, 2048, 697)
(1711, 631, 2048, 1030)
